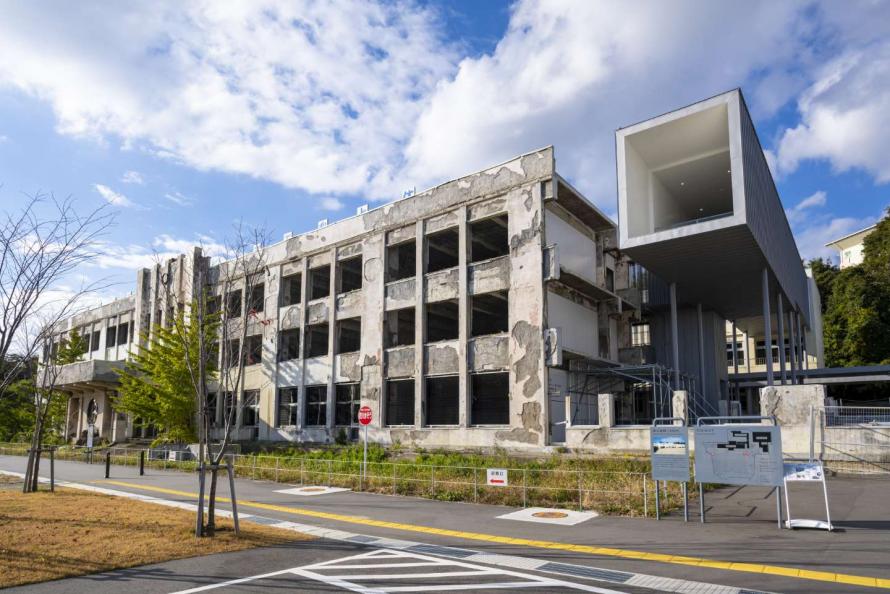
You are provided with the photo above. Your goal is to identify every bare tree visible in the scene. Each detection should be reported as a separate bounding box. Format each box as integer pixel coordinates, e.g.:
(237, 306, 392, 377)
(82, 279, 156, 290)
(21, 286, 106, 492)
(158, 222, 270, 535)
(203, 222, 270, 535)
(0, 194, 113, 396)
(0, 193, 112, 492)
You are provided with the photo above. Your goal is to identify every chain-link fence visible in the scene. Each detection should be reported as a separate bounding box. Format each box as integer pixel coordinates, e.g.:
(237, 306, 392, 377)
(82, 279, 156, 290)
(0, 442, 691, 517)
(815, 406, 890, 475)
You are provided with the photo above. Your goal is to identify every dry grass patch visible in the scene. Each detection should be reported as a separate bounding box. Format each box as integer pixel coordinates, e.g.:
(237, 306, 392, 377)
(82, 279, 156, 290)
(0, 488, 312, 588)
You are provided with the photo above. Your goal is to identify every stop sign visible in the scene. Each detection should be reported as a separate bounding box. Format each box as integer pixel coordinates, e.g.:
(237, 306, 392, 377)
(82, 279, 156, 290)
(358, 405, 372, 426)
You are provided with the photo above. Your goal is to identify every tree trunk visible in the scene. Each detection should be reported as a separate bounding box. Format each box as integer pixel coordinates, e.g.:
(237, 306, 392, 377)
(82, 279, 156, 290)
(206, 467, 219, 535)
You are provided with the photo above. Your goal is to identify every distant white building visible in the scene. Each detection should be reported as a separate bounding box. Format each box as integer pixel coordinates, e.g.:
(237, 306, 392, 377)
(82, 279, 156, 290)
(825, 224, 876, 269)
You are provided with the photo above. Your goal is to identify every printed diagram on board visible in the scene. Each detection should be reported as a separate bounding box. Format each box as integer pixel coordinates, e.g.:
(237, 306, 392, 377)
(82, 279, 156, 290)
(702, 429, 773, 481)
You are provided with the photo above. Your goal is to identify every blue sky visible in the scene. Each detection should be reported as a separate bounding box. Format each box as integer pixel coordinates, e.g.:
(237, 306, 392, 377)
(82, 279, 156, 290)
(1, 1, 888, 304)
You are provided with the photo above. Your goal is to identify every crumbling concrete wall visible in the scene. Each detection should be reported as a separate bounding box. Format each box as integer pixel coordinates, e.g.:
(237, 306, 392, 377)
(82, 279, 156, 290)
(760, 384, 826, 456)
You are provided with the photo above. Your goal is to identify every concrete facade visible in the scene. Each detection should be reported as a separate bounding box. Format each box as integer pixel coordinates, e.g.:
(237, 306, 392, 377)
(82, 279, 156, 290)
(44, 90, 831, 453)
(45, 147, 642, 450)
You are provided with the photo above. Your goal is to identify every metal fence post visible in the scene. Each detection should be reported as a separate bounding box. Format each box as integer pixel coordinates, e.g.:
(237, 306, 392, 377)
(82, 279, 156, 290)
(328, 459, 332, 486)
(522, 469, 527, 508)
(300, 459, 304, 485)
(252, 456, 257, 480)
(392, 463, 396, 495)
(431, 466, 436, 497)
(643, 476, 648, 518)
(577, 470, 583, 511)
(275, 457, 280, 483)
(473, 468, 478, 503)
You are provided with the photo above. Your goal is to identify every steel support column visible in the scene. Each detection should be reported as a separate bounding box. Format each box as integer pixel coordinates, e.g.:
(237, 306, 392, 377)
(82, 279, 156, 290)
(731, 320, 739, 404)
(670, 283, 680, 390)
(697, 303, 705, 397)
(777, 293, 787, 385)
(762, 268, 774, 387)
(788, 308, 797, 385)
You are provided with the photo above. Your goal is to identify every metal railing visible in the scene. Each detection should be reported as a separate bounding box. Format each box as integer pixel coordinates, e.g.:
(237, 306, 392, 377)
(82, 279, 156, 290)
(814, 406, 890, 475)
(0, 442, 677, 517)
(823, 406, 890, 427)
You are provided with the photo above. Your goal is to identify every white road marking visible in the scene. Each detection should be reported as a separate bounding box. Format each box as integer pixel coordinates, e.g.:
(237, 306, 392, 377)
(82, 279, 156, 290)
(168, 549, 628, 594)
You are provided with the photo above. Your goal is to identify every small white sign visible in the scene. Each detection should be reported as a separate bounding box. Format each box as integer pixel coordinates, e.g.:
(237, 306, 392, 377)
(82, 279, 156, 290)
(168, 450, 177, 461)
(783, 462, 824, 481)
(487, 468, 508, 486)
(86, 424, 94, 449)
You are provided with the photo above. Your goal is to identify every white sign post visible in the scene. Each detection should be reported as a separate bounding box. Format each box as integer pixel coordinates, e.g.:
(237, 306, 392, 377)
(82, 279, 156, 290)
(487, 468, 508, 487)
(783, 461, 833, 531)
(358, 405, 372, 484)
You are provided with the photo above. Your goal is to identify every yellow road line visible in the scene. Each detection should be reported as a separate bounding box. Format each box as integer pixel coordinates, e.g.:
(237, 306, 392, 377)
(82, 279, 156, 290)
(101, 480, 888, 590)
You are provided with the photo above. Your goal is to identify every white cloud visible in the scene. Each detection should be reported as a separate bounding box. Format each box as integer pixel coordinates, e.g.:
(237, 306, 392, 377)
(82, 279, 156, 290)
(796, 191, 827, 211)
(164, 190, 193, 206)
(90, 234, 227, 270)
(777, 43, 890, 182)
(786, 190, 827, 225)
(121, 170, 144, 184)
(0, 134, 8, 143)
(795, 215, 878, 263)
(319, 197, 344, 211)
(0, 2, 457, 200)
(2, 1, 890, 211)
(402, 1, 822, 204)
(93, 183, 135, 207)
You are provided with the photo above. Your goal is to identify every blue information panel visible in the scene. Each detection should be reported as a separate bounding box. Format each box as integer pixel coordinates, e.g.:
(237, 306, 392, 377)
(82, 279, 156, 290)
(651, 425, 690, 482)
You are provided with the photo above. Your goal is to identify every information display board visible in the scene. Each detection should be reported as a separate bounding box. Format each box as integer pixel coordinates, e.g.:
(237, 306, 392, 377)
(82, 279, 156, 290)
(650, 425, 690, 482)
(693, 424, 783, 486)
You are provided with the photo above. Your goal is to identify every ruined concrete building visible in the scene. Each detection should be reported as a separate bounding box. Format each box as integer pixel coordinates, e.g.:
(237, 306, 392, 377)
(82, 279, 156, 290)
(49, 90, 829, 454)
(51, 146, 642, 449)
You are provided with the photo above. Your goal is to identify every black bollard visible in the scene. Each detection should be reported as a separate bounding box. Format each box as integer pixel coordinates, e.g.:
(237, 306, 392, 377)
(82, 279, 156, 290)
(105, 451, 111, 478)
(50, 449, 55, 492)
(139, 450, 145, 476)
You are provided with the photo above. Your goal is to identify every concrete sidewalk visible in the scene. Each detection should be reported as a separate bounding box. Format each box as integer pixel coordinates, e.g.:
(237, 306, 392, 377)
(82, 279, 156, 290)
(2, 454, 888, 593)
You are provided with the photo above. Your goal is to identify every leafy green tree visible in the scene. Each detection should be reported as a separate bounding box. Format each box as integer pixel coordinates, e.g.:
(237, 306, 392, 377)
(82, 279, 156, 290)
(807, 258, 839, 316)
(814, 208, 890, 367)
(115, 304, 217, 445)
(862, 208, 890, 290)
(59, 328, 88, 365)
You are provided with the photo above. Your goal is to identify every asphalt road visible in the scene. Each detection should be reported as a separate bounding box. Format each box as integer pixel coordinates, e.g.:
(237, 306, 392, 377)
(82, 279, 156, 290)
(2, 454, 889, 593)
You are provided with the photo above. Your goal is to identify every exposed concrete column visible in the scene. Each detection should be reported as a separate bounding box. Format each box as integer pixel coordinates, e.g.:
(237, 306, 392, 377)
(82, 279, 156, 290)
(414, 220, 425, 427)
(669, 282, 680, 390)
(457, 206, 469, 427)
(788, 308, 797, 385)
(597, 393, 615, 427)
(671, 390, 688, 424)
(297, 257, 309, 431)
(64, 396, 74, 441)
(777, 292, 787, 385)
(796, 312, 806, 373)
(731, 320, 739, 402)
(696, 303, 705, 396)
(326, 254, 338, 431)
(565, 394, 572, 428)
(762, 267, 774, 387)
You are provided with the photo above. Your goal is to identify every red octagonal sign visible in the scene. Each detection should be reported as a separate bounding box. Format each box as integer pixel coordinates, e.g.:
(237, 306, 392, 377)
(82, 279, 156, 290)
(358, 405, 372, 426)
